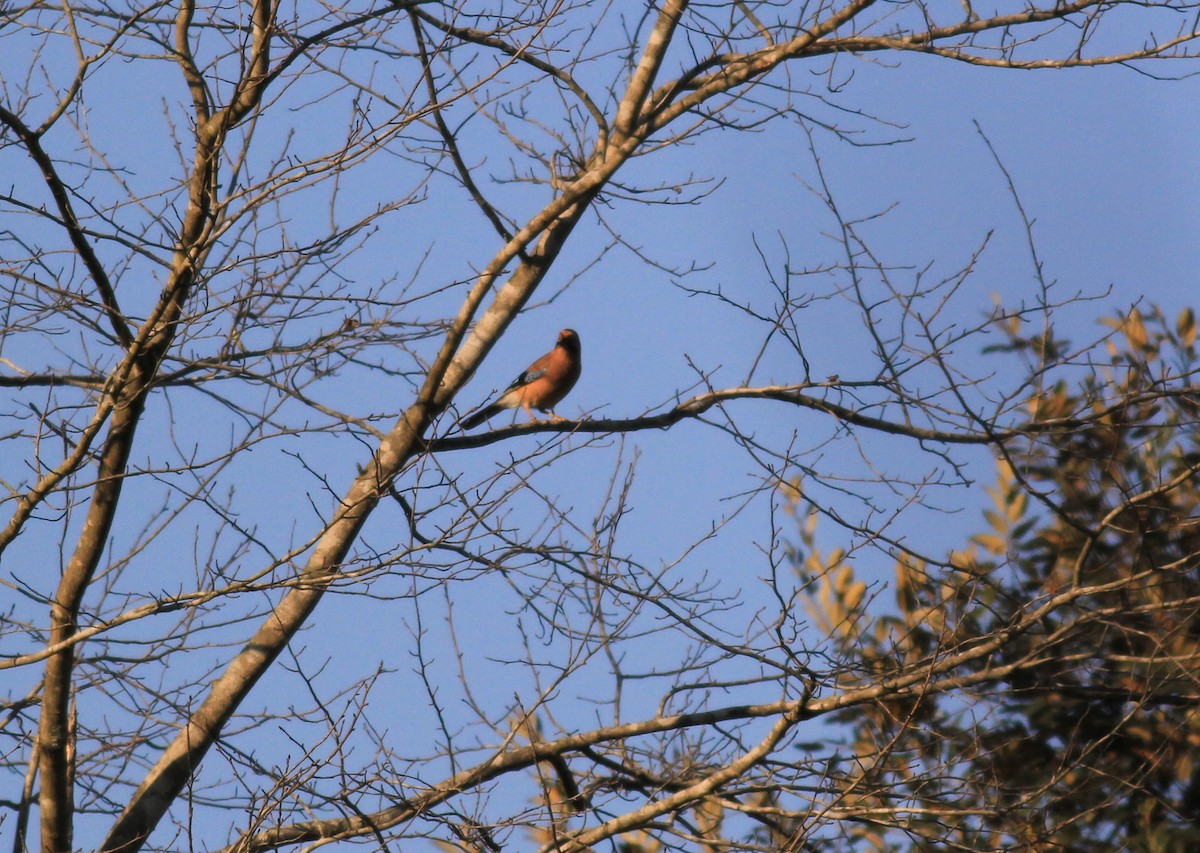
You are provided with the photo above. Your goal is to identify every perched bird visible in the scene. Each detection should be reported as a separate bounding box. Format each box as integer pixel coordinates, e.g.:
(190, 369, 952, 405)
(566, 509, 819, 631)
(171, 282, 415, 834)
(461, 328, 582, 429)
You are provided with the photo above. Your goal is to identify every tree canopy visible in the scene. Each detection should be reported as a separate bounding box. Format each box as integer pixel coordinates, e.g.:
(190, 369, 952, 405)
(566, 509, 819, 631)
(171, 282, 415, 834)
(802, 307, 1200, 850)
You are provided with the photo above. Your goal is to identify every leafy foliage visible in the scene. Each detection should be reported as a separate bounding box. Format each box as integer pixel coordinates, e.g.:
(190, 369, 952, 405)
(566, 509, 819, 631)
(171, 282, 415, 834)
(808, 308, 1200, 851)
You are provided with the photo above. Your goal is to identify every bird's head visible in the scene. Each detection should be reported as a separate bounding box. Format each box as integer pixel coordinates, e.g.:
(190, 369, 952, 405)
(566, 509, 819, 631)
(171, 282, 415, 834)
(557, 328, 580, 354)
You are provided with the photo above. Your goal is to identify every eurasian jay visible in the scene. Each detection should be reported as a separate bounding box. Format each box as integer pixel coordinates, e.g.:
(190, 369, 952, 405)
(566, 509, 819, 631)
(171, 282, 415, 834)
(461, 328, 582, 429)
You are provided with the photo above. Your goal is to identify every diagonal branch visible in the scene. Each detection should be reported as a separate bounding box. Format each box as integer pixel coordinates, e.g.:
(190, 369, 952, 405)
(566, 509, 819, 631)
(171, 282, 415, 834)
(409, 11, 514, 244)
(0, 105, 133, 349)
(614, 0, 688, 137)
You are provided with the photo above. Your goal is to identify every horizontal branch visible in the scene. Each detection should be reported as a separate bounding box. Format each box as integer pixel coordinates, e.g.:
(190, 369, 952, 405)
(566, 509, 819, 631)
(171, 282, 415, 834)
(0, 371, 106, 389)
(428, 382, 1186, 451)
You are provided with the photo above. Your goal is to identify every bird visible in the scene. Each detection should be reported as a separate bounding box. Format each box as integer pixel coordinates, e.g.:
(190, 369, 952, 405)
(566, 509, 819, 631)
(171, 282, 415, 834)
(460, 328, 582, 429)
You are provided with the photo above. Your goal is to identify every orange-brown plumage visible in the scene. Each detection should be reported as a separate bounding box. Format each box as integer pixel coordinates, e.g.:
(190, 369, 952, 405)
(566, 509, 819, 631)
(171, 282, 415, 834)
(461, 329, 581, 429)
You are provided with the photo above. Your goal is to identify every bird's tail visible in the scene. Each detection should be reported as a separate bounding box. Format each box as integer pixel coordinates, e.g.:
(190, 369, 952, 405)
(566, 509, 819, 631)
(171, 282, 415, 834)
(460, 403, 502, 430)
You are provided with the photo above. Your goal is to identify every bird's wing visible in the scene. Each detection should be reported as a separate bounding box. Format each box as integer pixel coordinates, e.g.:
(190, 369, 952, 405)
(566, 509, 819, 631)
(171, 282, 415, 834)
(504, 349, 555, 390)
(505, 366, 548, 391)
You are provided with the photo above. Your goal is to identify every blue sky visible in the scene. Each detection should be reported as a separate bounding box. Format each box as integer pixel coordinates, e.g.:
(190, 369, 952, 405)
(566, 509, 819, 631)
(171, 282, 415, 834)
(405, 46, 1200, 764)
(4, 11, 1200, 847)
(342, 37, 1200, 784)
